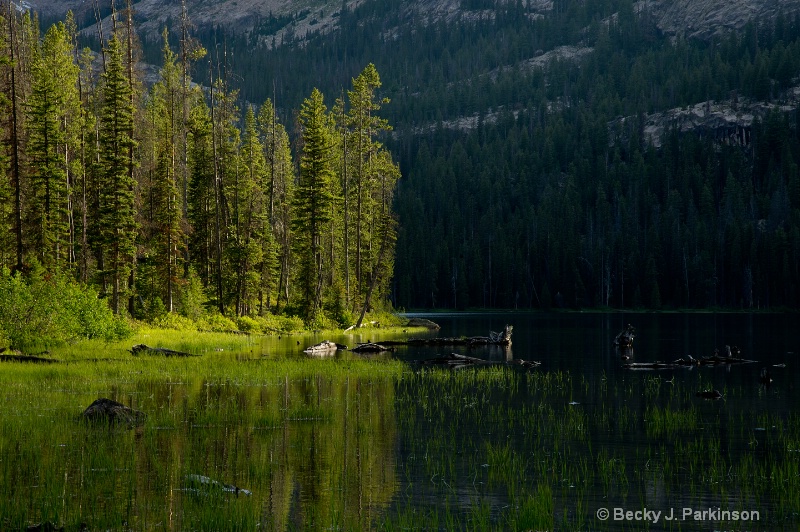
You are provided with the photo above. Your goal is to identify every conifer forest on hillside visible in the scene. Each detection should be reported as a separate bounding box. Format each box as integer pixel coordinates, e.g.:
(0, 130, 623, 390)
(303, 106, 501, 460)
(2, 0, 800, 334)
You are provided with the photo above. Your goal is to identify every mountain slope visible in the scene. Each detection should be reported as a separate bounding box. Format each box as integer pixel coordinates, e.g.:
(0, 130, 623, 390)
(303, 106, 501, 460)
(639, 0, 800, 40)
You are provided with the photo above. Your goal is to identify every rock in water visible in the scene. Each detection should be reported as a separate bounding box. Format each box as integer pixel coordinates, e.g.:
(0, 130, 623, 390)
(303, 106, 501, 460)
(303, 340, 343, 356)
(81, 398, 146, 427)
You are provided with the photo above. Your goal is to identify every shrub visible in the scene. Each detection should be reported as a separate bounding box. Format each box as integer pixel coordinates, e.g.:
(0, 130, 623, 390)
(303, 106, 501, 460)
(236, 315, 262, 333)
(153, 312, 198, 331)
(0, 267, 131, 348)
(197, 312, 238, 332)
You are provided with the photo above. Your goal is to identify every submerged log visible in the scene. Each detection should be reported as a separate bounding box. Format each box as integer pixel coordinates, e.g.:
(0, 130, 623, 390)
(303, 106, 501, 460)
(26, 521, 66, 532)
(420, 352, 491, 368)
(131, 344, 199, 357)
(623, 354, 757, 370)
(419, 352, 540, 370)
(81, 398, 146, 427)
(351, 342, 394, 353)
(184, 474, 252, 496)
(385, 325, 514, 348)
(468, 325, 514, 346)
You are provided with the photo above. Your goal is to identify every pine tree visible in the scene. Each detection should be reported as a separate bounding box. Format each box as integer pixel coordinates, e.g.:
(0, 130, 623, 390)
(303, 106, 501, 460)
(187, 94, 215, 288)
(0, 9, 14, 268)
(257, 98, 293, 310)
(346, 64, 392, 309)
(97, 34, 137, 314)
(146, 29, 185, 313)
(25, 20, 80, 270)
(232, 106, 267, 316)
(293, 88, 336, 321)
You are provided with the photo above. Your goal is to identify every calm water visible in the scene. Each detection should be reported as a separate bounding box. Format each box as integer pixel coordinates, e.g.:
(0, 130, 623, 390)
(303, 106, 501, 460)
(3, 312, 799, 530)
(401, 311, 799, 392)
(389, 312, 800, 530)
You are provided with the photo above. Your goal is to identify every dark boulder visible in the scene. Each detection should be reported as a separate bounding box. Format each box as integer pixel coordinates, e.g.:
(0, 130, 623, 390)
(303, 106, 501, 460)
(81, 398, 146, 427)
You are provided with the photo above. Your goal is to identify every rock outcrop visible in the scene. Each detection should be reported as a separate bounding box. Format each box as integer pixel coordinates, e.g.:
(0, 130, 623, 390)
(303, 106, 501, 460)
(637, 0, 800, 41)
(610, 89, 800, 149)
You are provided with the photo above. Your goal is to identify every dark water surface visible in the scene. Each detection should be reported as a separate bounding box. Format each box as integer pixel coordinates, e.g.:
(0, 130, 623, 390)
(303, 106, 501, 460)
(389, 311, 800, 530)
(3, 312, 799, 531)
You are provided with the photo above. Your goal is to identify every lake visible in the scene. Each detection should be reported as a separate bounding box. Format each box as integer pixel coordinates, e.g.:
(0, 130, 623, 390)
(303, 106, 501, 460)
(1, 311, 798, 530)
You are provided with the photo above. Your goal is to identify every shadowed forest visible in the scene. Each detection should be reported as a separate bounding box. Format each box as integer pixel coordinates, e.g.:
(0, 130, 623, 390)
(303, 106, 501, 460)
(159, 0, 800, 311)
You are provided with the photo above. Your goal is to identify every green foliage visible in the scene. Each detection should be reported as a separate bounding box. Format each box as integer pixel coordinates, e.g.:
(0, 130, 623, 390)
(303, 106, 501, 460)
(175, 269, 208, 321)
(152, 312, 198, 331)
(235, 315, 261, 332)
(0, 266, 130, 347)
(196, 312, 238, 332)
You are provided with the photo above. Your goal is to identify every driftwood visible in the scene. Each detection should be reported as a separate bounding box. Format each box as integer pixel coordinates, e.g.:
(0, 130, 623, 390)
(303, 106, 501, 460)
(385, 325, 514, 348)
(623, 354, 757, 370)
(184, 474, 252, 497)
(351, 342, 394, 353)
(614, 324, 636, 348)
(419, 352, 540, 370)
(81, 398, 146, 427)
(303, 340, 348, 356)
(131, 344, 200, 357)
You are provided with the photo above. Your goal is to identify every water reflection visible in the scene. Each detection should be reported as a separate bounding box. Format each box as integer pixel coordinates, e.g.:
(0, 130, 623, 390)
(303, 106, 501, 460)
(2, 312, 799, 530)
(1, 375, 398, 530)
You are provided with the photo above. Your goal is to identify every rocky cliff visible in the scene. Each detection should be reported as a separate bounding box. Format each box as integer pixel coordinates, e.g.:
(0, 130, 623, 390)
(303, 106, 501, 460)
(26, 0, 800, 42)
(610, 87, 800, 149)
(637, 0, 800, 40)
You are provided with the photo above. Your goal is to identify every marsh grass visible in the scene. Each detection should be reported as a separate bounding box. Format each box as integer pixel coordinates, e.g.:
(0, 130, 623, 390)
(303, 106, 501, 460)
(2, 328, 799, 530)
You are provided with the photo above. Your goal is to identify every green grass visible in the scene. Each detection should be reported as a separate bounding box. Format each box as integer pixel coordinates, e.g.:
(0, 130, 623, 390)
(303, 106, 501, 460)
(1, 329, 799, 530)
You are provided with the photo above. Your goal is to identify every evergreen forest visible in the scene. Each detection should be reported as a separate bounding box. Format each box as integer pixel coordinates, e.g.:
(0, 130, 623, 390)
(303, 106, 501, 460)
(182, 0, 798, 311)
(4, 0, 800, 326)
(0, 5, 400, 332)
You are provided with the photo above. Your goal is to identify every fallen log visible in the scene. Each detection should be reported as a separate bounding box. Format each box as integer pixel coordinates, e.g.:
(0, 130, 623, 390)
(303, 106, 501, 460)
(384, 325, 514, 348)
(507, 358, 542, 370)
(131, 344, 200, 357)
(623, 354, 757, 370)
(674, 354, 757, 367)
(351, 342, 394, 353)
(420, 352, 491, 368)
(419, 352, 540, 371)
